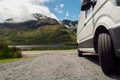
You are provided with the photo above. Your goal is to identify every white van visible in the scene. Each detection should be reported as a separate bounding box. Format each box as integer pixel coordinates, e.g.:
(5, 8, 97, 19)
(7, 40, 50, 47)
(77, 0, 120, 74)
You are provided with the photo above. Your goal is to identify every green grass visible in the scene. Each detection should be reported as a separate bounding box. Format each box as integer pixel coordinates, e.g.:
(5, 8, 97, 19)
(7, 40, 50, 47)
(0, 25, 76, 45)
(0, 58, 23, 63)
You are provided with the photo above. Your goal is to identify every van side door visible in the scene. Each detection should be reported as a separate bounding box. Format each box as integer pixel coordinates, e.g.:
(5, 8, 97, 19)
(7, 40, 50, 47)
(78, 5, 94, 43)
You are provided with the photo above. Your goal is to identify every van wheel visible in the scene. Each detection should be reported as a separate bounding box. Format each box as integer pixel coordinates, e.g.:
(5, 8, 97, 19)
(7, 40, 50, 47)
(77, 49, 83, 57)
(98, 33, 115, 75)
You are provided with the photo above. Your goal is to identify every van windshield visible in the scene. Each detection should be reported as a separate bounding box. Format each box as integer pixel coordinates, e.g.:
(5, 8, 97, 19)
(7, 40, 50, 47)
(111, 0, 120, 6)
(116, 0, 120, 6)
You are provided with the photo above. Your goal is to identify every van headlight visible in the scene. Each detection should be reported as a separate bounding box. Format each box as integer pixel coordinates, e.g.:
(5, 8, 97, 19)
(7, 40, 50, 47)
(110, 0, 120, 6)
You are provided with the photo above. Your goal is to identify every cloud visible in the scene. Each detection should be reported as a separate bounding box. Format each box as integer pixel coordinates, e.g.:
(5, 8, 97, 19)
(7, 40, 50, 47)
(54, 4, 64, 14)
(65, 11, 69, 17)
(54, 5, 59, 11)
(0, 0, 58, 22)
(63, 11, 69, 19)
(60, 4, 64, 8)
(58, 10, 63, 14)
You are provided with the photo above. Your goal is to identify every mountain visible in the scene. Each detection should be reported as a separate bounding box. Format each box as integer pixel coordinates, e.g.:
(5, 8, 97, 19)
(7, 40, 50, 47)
(0, 13, 59, 29)
(0, 13, 76, 45)
(61, 19, 78, 32)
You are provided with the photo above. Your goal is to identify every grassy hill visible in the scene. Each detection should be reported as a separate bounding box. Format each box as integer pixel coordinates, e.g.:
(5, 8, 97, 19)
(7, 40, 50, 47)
(0, 24, 76, 45)
(0, 13, 76, 45)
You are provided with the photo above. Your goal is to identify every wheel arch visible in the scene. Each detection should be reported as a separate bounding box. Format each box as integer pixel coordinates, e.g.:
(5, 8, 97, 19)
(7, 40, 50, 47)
(93, 26, 109, 53)
(93, 16, 117, 54)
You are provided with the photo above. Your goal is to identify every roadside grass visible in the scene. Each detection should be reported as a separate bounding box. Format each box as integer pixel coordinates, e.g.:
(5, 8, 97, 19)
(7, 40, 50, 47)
(0, 43, 22, 60)
(0, 58, 23, 63)
(0, 55, 39, 63)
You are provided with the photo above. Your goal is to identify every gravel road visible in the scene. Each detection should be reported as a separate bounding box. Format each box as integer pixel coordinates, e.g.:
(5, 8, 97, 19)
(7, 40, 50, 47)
(0, 50, 120, 80)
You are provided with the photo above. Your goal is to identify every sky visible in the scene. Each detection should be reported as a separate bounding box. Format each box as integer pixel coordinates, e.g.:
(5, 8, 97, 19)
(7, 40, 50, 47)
(45, 0, 80, 21)
(0, 0, 80, 22)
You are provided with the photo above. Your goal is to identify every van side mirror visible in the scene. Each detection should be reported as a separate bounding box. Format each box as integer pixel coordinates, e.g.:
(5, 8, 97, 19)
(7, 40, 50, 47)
(81, 0, 93, 11)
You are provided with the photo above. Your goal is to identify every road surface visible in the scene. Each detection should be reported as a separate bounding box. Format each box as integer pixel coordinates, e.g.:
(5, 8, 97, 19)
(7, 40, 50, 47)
(0, 50, 120, 80)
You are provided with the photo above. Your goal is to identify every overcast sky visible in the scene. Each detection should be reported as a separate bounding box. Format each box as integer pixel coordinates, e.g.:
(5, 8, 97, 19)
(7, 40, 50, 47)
(0, 0, 80, 22)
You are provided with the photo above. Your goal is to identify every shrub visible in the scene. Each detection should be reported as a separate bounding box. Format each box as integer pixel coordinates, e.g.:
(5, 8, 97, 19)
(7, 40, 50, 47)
(0, 44, 22, 59)
(0, 43, 8, 49)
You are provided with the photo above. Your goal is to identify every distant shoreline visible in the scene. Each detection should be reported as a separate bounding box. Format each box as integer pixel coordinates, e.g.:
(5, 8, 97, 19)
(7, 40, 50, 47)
(8, 45, 76, 50)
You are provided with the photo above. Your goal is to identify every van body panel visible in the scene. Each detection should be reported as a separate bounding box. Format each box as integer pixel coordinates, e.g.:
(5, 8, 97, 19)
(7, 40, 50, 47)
(77, 0, 120, 56)
(77, 12, 94, 43)
(78, 38, 93, 48)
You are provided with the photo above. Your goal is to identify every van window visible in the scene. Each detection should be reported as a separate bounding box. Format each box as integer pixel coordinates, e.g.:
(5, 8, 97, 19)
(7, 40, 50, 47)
(85, 6, 92, 18)
(85, 0, 97, 18)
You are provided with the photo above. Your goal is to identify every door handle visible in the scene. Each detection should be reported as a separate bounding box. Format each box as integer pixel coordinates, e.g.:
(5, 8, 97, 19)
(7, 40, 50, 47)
(84, 23, 86, 26)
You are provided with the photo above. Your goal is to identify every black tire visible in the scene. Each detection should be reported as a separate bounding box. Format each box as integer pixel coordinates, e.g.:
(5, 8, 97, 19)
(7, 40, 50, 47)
(98, 33, 115, 75)
(77, 49, 83, 57)
(77, 43, 83, 57)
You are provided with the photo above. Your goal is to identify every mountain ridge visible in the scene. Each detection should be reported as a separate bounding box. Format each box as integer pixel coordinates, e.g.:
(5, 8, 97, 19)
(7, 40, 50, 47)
(0, 13, 76, 45)
(61, 19, 78, 32)
(0, 13, 59, 29)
